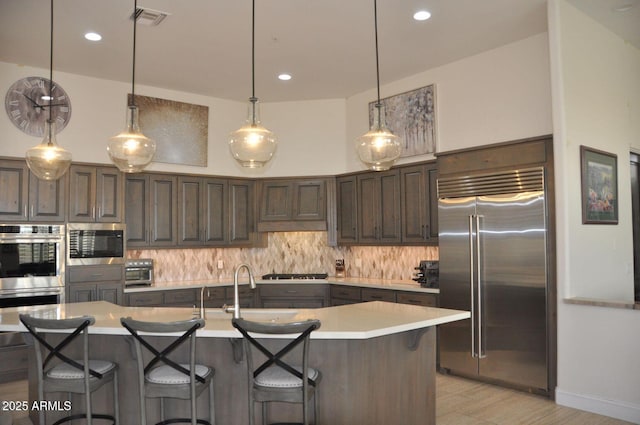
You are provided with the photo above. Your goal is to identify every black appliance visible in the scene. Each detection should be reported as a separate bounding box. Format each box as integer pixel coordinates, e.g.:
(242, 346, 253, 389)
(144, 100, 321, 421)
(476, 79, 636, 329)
(412, 260, 439, 288)
(262, 273, 328, 280)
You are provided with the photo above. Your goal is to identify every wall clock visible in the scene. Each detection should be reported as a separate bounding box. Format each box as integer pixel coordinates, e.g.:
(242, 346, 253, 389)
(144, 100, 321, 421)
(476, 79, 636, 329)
(4, 76, 72, 137)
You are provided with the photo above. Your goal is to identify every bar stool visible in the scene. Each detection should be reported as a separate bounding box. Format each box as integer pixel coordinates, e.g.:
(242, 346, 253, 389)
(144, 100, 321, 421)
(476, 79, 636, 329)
(19, 314, 119, 425)
(232, 318, 321, 425)
(120, 317, 215, 425)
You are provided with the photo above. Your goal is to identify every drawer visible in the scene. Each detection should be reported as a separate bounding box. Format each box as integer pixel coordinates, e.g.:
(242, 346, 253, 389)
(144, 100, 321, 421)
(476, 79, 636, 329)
(68, 265, 123, 283)
(164, 289, 197, 305)
(259, 284, 327, 298)
(396, 292, 437, 307)
(361, 288, 396, 302)
(330, 285, 361, 301)
(226, 285, 257, 299)
(127, 291, 163, 306)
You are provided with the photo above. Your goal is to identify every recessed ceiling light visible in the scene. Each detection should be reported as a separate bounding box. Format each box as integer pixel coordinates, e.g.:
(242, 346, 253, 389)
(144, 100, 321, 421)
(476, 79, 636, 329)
(612, 3, 635, 12)
(278, 73, 292, 81)
(413, 10, 431, 21)
(84, 32, 102, 41)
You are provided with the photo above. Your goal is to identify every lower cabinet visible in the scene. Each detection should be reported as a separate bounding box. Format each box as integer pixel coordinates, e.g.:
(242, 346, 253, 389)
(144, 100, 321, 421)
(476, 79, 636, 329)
(66, 265, 124, 305)
(330, 285, 361, 306)
(396, 291, 438, 307)
(330, 285, 438, 307)
(126, 288, 199, 308)
(258, 284, 328, 308)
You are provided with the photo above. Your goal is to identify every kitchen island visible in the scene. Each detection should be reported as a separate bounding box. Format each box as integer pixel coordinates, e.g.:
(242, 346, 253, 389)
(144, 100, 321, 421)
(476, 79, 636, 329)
(1, 301, 468, 425)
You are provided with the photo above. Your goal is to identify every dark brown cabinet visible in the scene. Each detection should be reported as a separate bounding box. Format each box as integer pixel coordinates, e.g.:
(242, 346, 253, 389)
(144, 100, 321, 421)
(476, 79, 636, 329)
(336, 176, 358, 244)
(228, 179, 256, 246)
(400, 162, 438, 244)
(258, 284, 328, 308)
(178, 176, 227, 246)
(68, 165, 123, 223)
(66, 264, 124, 305)
(396, 291, 438, 307)
(258, 178, 327, 231)
(0, 159, 66, 222)
(357, 170, 401, 244)
(125, 174, 178, 247)
(330, 285, 361, 306)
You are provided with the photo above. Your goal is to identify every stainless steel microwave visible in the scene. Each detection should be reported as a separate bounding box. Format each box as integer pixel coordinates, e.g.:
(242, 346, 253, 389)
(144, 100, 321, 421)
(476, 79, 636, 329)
(67, 223, 126, 266)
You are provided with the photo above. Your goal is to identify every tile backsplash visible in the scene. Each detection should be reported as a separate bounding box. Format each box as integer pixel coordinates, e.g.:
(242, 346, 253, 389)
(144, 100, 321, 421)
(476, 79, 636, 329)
(128, 232, 438, 283)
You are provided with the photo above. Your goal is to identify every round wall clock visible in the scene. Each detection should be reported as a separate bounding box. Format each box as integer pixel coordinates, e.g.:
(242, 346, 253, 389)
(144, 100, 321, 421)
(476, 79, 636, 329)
(4, 76, 72, 137)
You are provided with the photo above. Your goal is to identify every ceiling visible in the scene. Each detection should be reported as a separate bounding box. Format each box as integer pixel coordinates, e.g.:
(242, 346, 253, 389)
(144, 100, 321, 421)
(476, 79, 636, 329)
(0, 0, 638, 103)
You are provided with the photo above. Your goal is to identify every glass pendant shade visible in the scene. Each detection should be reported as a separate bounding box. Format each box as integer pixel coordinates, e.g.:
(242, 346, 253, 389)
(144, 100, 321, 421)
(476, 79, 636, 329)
(356, 103, 401, 171)
(229, 98, 277, 168)
(108, 105, 156, 173)
(25, 120, 72, 181)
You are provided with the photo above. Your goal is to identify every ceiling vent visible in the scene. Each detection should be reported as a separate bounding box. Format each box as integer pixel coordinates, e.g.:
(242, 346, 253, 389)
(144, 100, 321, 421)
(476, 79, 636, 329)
(132, 7, 170, 26)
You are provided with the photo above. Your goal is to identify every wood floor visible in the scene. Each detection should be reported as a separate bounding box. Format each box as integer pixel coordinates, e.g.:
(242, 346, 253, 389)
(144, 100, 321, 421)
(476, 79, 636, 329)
(0, 374, 633, 424)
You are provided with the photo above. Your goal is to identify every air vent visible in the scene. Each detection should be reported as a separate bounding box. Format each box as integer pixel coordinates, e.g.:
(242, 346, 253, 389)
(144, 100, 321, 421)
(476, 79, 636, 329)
(132, 7, 170, 26)
(438, 167, 545, 198)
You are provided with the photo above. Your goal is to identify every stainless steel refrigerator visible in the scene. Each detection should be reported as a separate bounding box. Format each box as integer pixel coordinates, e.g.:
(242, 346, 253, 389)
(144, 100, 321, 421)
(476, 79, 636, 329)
(438, 167, 550, 394)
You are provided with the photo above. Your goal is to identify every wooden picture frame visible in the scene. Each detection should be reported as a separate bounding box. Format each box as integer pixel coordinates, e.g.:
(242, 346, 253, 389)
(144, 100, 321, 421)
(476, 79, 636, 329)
(580, 145, 618, 224)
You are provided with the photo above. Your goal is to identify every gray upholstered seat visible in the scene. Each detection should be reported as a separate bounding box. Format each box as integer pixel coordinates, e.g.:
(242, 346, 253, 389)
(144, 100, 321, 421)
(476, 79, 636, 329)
(19, 314, 119, 425)
(120, 316, 215, 425)
(232, 318, 321, 425)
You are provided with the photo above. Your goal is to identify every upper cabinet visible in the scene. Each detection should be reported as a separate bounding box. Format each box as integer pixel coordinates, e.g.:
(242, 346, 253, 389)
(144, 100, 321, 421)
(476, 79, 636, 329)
(357, 170, 401, 244)
(257, 178, 327, 232)
(0, 159, 66, 222)
(125, 173, 178, 248)
(334, 161, 438, 246)
(68, 165, 123, 223)
(400, 163, 438, 244)
(176, 176, 256, 247)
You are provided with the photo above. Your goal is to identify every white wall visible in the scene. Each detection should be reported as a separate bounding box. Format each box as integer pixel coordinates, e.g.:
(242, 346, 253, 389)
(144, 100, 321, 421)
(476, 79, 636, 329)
(345, 32, 553, 169)
(549, 0, 640, 422)
(0, 61, 347, 178)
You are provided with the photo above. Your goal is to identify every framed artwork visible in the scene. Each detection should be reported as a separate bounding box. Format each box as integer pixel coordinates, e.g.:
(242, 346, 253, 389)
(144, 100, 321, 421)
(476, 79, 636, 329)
(368, 84, 436, 157)
(129, 94, 209, 167)
(580, 145, 618, 224)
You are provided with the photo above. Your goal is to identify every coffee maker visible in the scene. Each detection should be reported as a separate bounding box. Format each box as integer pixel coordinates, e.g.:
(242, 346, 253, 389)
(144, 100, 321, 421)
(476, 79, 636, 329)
(412, 260, 439, 288)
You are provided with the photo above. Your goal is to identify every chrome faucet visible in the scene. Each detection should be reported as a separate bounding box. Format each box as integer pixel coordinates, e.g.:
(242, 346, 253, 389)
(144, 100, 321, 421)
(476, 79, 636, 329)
(225, 263, 257, 319)
(200, 286, 208, 319)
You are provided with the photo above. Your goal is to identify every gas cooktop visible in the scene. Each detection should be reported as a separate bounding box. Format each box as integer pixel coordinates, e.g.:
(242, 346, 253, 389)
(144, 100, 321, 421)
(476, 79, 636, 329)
(261, 273, 329, 280)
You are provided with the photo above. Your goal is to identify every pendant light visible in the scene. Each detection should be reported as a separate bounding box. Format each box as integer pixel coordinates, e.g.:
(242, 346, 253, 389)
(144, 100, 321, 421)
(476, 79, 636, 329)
(25, 0, 72, 181)
(108, 0, 156, 173)
(355, 0, 401, 171)
(229, 0, 277, 168)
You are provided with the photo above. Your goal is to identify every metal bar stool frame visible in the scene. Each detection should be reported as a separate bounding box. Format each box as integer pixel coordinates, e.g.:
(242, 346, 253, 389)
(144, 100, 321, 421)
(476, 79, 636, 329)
(120, 317, 215, 425)
(232, 318, 321, 425)
(19, 314, 119, 425)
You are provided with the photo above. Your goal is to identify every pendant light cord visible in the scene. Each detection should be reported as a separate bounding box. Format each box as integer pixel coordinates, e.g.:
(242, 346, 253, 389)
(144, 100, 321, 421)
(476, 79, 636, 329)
(130, 0, 138, 107)
(48, 0, 54, 127)
(374, 0, 381, 106)
(251, 0, 255, 100)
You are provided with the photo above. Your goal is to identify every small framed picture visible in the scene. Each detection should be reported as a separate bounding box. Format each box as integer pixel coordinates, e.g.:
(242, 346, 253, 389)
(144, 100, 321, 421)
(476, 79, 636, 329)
(580, 145, 618, 224)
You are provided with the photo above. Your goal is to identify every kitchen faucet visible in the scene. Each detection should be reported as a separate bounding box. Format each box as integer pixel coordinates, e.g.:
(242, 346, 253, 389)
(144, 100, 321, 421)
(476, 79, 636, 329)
(224, 263, 257, 319)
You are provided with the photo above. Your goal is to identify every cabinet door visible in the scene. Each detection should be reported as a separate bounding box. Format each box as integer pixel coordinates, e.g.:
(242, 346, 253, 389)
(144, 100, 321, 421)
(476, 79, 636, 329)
(336, 176, 358, 244)
(97, 283, 123, 305)
(378, 170, 401, 243)
(426, 163, 439, 240)
(260, 181, 292, 221)
(401, 165, 428, 243)
(149, 174, 177, 246)
(96, 167, 122, 223)
(68, 165, 96, 222)
(125, 175, 149, 246)
(67, 283, 95, 303)
(28, 172, 66, 222)
(0, 159, 29, 221)
(228, 179, 254, 245)
(126, 291, 163, 307)
(178, 176, 203, 245)
(292, 180, 326, 221)
(357, 174, 379, 243)
(203, 178, 227, 245)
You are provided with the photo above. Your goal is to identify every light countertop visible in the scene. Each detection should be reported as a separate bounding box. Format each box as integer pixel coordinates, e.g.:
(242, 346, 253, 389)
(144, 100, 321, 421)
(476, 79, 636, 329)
(126, 277, 439, 294)
(0, 300, 468, 340)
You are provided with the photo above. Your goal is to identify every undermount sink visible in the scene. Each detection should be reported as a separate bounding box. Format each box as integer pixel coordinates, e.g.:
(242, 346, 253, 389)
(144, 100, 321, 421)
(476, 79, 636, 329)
(204, 308, 299, 322)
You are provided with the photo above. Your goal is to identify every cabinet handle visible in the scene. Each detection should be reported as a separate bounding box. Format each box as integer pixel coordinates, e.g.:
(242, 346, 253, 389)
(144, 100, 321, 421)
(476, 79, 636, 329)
(425, 224, 430, 240)
(30, 205, 34, 218)
(285, 290, 298, 294)
(92, 206, 96, 219)
(23, 204, 28, 218)
(371, 295, 383, 299)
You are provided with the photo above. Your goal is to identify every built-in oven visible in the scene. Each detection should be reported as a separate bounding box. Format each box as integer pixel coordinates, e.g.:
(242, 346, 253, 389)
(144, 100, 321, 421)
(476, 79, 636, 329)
(0, 224, 65, 304)
(67, 223, 126, 266)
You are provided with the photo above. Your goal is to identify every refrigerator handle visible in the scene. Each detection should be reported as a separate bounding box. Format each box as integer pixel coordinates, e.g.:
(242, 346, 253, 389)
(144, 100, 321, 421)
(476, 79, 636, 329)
(476, 214, 486, 359)
(468, 215, 477, 358)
